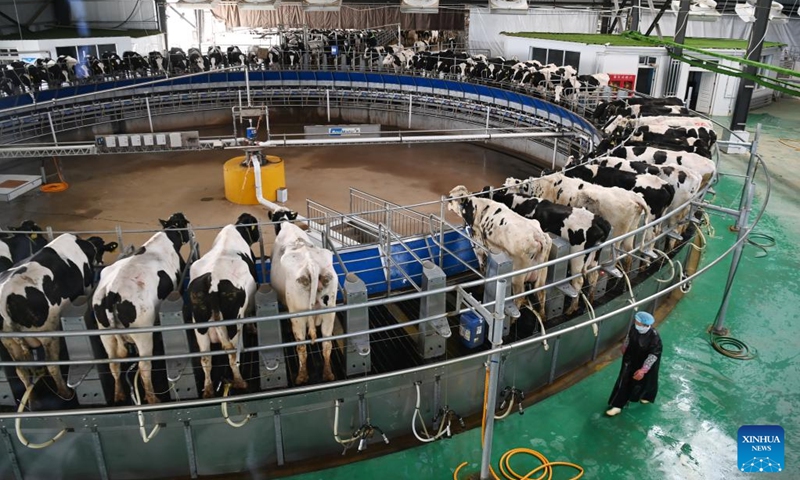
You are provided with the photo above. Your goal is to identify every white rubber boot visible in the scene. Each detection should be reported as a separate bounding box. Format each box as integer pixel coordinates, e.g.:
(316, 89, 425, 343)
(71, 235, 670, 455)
(605, 407, 622, 417)
(640, 400, 650, 404)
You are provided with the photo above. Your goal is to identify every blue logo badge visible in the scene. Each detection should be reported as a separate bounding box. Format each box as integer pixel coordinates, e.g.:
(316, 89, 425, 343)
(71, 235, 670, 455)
(738, 425, 784, 473)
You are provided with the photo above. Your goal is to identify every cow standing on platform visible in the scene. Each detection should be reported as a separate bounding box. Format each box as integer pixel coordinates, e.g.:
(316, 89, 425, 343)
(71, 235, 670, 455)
(0, 234, 117, 397)
(187, 213, 259, 398)
(480, 187, 610, 314)
(268, 209, 338, 385)
(92, 213, 191, 404)
(448, 186, 552, 318)
(0, 221, 48, 272)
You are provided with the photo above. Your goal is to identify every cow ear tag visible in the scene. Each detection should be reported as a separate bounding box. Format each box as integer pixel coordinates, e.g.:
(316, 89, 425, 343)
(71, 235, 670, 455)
(30, 233, 37, 240)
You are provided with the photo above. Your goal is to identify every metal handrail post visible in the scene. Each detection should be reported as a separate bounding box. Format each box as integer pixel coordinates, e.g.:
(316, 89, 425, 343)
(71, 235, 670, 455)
(711, 124, 762, 334)
(480, 279, 507, 480)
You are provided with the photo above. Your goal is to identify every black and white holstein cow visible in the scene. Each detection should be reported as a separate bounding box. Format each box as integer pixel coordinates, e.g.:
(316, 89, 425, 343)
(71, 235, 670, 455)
(447, 186, 552, 319)
(0, 221, 48, 272)
(0, 234, 117, 397)
(593, 96, 685, 124)
(187, 213, 259, 398)
(480, 187, 611, 314)
(595, 157, 703, 248)
(506, 174, 649, 272)
(268, 209, 338, 385)
(92, 213, 191, 404)
(596, 144, 717, 186)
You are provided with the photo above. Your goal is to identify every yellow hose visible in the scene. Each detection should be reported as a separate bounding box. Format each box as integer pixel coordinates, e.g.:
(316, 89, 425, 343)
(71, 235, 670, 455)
(454, 369, 584, 480)
(15, 378, 68, 449)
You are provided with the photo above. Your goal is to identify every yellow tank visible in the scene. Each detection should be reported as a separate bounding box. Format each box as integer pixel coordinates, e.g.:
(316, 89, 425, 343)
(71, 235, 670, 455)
(223, 155, 286, 205)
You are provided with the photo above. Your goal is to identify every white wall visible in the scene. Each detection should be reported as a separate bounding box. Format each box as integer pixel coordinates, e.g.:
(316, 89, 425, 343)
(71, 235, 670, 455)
(470, 7, 600, 58)
(502, 37, 604, 74)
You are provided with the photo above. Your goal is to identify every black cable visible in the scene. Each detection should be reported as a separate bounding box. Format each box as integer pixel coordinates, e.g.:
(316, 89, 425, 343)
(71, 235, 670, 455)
(110, 0, 143, 30)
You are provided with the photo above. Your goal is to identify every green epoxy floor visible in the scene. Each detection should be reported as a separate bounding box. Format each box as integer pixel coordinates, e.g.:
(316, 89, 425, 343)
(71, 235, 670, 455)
(282, 98, 800, 480)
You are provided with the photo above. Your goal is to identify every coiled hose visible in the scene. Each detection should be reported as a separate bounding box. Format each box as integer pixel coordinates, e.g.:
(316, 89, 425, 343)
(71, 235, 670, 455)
(453, 369, 584, 480)
(40, 157, 69, 193)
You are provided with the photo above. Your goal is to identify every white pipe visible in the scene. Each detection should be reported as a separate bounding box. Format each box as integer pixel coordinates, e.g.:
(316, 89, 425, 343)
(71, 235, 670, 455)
(256, 131, 572, 148)
(15, 378, 67, 449)
(221, 384, 252, 428)
(245, 65, 251, 107)
(412, 382, 450, 443)
(133, 369, 160, 443)
(250, 155, 287, 213)
(333, 399, 360, 445)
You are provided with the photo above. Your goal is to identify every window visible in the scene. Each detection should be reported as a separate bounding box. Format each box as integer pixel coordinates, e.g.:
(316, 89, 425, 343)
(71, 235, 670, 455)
(98, 44, 117, 56)
(529, 47, 581, 70)
(638, 56, 657, 66)
(56, 46, 77, 59)
(77, 45, 97, 62)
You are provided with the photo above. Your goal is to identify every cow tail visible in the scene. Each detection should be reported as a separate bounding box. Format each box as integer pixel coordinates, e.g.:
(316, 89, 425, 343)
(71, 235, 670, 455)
(307, 261, 320, 342)
(635, 194, 651, 254)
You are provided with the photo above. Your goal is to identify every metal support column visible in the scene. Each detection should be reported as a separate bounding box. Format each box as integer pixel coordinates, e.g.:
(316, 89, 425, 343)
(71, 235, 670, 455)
(256, 285, 288, 389)
(418, 261, 451, 359)
(344, 274, 371, 376)
(630, 0, 640, 31)
(145, 97, 154, 133)
(159, 291, 199, 400)
(274, 410, 285, 466)
(183, 421, 198, 479)
(0, 427, 22, 480)
(480, 280, 507, 480)
(61, 296, 111, 406)
(673, 0, 691, 56)
(482, 251, 519, 336)
(730, 0, 773, 133)
(46, 111, 58, 145)
(0, 343, 17, 406)
(712, 125, 761, 334)
(91, 428, 109, 480)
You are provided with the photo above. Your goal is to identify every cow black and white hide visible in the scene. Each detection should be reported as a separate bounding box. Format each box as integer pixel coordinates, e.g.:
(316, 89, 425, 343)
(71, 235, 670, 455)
(363, 46, 385, 68)
(593, 96, 684, 124)
(226, 46, 246, 67)
(168, 47, 189, 74)
(0, 221, 48, 272)
(148, 51, 166, 75)
(506, 174, 649, 272)
(447, 186, 552, 318)
(563, 160, 676, 221)
(92, 213, 191, 404)
(268, 209, 338, 385)
(101, 51, 123, 77)
(283, 48, 302, 69)
(207, 46, 225, 70)
(603, 114, 714, 137)
(595, 156, 703, 248)
(122, 51, 148, 76)
(597, 144, 716, 186)
(187, 48, 206, 73)
(267, 46, 283, 69)
(187, 213, 259, 398)
(0, 234, 117, 397)
(480, 187, 611, 314)
(606, 124, 715, 159)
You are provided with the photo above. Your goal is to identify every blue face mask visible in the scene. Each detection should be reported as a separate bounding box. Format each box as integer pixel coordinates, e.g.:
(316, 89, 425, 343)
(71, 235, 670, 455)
(635, 325, 650, 334)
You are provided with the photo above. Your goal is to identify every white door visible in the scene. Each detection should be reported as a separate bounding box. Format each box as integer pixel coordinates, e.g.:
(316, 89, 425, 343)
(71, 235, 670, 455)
(695, 72, 716, 114)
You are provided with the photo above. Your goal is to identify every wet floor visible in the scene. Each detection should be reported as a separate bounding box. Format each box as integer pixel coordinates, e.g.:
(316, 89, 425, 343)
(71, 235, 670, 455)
(277, 99, 800, 479)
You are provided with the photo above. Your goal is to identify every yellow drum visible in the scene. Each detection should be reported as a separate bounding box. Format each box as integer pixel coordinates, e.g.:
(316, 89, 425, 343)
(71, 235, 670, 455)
(223, 155, 285, 205)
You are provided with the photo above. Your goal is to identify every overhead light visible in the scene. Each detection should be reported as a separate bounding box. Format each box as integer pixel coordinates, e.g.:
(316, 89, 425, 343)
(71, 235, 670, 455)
(489, 0, 529, 14)
(735, 0, 789, 24)
(670, 0, 722, 22)
(238, 0, 281, 10)
(302, 0, 341, 12)
(400, 0, 439, 14)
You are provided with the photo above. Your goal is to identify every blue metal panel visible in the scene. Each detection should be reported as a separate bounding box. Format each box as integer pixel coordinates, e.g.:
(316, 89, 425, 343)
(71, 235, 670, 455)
(281, 71, 300, 83)
(434, 230, 479, 277)
(365, 73, 385, 84)
(299, 71, 317, 81)
(388, 238, 432, 291)
(338, 246, 386, 296)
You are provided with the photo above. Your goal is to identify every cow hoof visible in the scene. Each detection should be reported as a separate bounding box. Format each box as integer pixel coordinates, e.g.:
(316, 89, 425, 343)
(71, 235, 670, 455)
(114, 392, 127, 404)
(145, 394, 160, 405)
(323, 371, 335, 382)
(295, 374, 308, 385)
(233, 379, 248, 390)
(57, 388, 73, 399)
(202, 387, 215, 399)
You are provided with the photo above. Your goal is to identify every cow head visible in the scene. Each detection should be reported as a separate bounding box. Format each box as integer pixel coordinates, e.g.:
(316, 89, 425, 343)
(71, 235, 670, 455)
(6, 220, 43, 238)
(447, 185, 477, 227)
(268, 208, 298, 235)
(160, 212, 191, 249)
(83, 236, 119, 266)
(235, 212, 260, 245)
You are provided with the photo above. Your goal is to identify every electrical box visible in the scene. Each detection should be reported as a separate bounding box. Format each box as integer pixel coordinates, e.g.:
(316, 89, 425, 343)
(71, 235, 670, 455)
(142, 134, 154, 146)
(130, 135, 142, 147)
(155, 134, 167, 146)
(117, 135, 129, 148)
(169, 132, 182, 148)
(105, 136, 117, 148)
